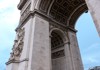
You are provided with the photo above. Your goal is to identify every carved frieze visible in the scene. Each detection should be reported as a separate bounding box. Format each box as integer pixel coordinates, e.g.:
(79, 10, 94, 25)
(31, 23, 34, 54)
(52, 50, 65, 59)
(49, 24, 67, 32)
(8, 28, 25, 62)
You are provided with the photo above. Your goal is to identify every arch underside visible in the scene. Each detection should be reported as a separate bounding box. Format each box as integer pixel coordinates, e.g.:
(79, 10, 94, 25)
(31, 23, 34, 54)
(39, 0, 88, 29)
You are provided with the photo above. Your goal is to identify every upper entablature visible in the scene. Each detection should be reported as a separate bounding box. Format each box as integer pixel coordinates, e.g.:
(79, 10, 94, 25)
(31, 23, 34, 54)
(39, 0, 87, 28)
(17, 0, 41, 10)
(17, 0, 29, 10)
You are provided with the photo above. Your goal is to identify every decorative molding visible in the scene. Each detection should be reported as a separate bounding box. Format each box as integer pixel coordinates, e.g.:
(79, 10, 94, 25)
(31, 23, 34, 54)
(50, 28, 65, 59)
(52, 50, 65, 59)
(6, 58, 29, 65)
(17, 0, 88, 30)
(50, 23, 67, 32)
(7, 28, 25, 64)
(17, 0, 28, 10)
(68, 3, 88, 28)
(51, 31, 64, 50)
(49, 0, 86, 25)
(16, 10, 68, 31)
(20, 4, 31, 24)
(16, 10, 77, 34)
(39, 0, 53, 13)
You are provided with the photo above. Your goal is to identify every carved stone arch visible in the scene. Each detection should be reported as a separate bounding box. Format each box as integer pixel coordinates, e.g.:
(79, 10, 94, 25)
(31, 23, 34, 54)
(68, 3, 88, 28)
(39, 0, 53, 14)
(39, 0, 88, 27)
(50, 27, 71, 70)
(50, 28, 68, 43)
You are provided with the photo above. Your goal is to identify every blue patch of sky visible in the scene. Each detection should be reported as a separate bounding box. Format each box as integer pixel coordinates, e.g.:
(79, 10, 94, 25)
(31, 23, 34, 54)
(0, 0, 20, 70)
(76, 12, 100, 70)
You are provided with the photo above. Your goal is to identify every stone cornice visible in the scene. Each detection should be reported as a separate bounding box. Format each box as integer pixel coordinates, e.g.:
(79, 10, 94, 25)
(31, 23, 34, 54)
(6, 58, 29, 65)
(67, 27, 77, 33)
(16, 10, 67, 31)
(16, 10, 77, 33)
(17, 0, 28, 10)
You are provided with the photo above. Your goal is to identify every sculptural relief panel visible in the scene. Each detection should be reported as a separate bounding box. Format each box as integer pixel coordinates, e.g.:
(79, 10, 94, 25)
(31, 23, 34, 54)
(8, 28, 25, 62)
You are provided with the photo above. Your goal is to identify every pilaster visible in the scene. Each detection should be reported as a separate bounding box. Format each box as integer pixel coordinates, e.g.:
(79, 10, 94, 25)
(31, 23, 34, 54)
(67, 29, 84, 70)
(64, 38, 73, 70)
(18, 18, 33, 70)
(27, 15, 51, 70)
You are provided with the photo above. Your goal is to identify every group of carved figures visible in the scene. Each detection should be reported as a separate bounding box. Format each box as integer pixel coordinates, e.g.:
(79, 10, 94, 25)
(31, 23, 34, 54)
(9, 28, 25, 61)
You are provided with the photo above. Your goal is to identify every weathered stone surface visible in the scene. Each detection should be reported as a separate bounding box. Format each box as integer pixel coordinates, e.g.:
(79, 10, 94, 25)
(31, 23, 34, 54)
(6, 63, 19, 70)
(6, 0, 100, 70)
(68, 30, 84, 70)
(27, 15, 50, 70)
(85, 0, 100, 36)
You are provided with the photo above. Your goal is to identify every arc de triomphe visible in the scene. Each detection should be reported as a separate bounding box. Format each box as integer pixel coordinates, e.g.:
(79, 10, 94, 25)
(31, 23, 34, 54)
(6, 0, 100, 70)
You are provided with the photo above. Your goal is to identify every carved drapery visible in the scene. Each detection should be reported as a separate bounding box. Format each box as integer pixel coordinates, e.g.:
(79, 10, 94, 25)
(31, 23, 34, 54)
(8, 28, 25, 62)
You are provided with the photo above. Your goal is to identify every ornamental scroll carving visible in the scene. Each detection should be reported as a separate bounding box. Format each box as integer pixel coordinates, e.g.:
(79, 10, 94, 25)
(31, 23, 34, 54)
(9, 28, 25, 61)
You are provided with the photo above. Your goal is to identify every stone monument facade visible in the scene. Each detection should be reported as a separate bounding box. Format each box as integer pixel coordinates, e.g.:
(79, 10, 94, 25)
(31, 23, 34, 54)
(6, 0, 100, 70)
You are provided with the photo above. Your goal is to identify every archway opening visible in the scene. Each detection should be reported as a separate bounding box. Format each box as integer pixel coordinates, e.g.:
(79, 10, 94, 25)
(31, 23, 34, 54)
(39, 0, 100, 70)
(75, 12, 100, 70)
(51, 31, 66, 70)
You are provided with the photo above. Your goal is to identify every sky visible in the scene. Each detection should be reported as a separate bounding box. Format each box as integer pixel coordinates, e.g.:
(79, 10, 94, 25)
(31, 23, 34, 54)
(0, 0, 20, 70)
(0, 0, 100, 70)
(76, 12, 100, 69)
